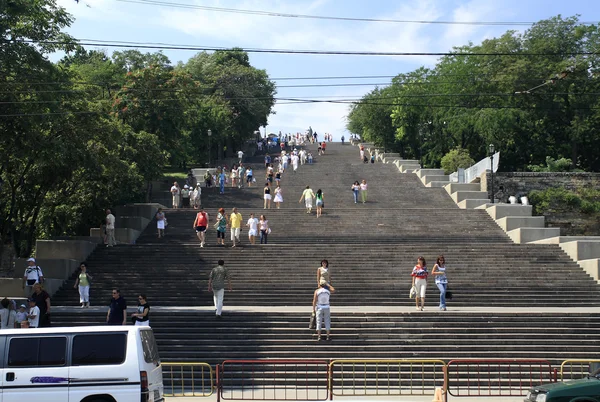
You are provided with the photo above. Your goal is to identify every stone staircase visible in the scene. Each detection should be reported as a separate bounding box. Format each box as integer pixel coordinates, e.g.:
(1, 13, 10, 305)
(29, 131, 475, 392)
(51, 142, 600, 371)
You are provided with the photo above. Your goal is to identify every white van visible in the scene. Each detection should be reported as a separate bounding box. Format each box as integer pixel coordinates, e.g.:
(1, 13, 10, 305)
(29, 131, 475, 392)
(0, 326, 163, 402)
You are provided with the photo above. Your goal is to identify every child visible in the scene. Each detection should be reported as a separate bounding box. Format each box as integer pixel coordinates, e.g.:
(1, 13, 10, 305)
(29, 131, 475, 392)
(27, 298, 40, 328)
(16, 304, 27, 328)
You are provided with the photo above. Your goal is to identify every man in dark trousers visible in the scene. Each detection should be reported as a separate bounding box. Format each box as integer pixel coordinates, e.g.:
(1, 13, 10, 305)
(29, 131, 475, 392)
(107, 289, 127, 325)
(30, 283, 51, 327)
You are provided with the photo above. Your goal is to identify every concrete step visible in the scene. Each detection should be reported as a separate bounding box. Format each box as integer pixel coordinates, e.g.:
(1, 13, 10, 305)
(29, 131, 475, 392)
(457, 199, 491, 209)
(560, 240, 600, 261)
(416, 169, 445, 178)
(506, 227, 561, 244)
(485, 205, 533, 220)
(425, 181, 450, 188)
(451, 191, 488, 203)
(421, 175, 450, 185)
(445, 183, 481, 195)
(496, 216, 546, 232)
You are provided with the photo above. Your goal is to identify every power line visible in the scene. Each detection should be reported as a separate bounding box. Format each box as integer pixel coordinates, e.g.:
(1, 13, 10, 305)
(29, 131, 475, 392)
(113, 0, 599, 27)
(14, 39, 597, 57)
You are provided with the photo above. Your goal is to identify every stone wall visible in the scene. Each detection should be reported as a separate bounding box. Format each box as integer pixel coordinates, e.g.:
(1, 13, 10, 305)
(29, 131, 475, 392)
(482, 171, 600, 236)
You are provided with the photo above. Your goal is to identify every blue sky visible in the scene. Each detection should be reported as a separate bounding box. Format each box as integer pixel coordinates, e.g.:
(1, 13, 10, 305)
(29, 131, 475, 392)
(57, 0, 599, 140)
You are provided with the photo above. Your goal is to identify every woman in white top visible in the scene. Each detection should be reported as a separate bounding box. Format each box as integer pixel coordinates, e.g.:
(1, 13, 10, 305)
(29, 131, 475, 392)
(230, 165, 238, 188)
(431, 255, 448, 311)
(259, 215, 270, 244)
(156, 208, 166, 238)
(360, 180, 368, 203)
(274, 184, 284, 209)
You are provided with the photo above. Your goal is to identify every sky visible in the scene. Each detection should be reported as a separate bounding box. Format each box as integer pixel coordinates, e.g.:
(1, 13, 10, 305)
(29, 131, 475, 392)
(56, 0, 599, 140)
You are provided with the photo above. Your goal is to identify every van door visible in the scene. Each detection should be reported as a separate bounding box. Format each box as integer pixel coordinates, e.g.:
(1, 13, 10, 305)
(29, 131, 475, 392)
(139, 329, 163, 402)
(3, 336, 69, 402)
(0, 335, 6, 402)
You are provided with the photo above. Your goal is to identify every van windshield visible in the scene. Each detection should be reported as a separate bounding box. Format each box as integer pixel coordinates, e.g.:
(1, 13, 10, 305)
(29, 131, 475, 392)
(140, 329, 161, 365)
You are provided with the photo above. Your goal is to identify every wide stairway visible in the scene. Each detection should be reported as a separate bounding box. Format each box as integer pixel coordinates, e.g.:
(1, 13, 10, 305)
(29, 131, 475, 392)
(52, 143, 600, 368)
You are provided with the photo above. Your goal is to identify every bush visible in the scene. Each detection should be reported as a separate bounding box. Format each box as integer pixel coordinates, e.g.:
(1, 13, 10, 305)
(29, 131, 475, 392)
(440, 148, 475, 175)
(528, 156, 578, 172)
(528, 187, 600, 215)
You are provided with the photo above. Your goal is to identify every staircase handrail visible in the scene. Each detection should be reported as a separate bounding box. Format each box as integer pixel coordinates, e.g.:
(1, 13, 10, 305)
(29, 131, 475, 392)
(449, 152, 499, 183)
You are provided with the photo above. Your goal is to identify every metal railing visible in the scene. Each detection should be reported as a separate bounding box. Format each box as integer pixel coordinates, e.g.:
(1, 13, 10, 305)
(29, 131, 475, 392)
(560, 359, 600, 381)
(446, 359, 553, 397)
(449, 152, 500, 183)
(218, 359, 330, 401)
(162, 362, 215, 397)
(329, 359, 446, 399)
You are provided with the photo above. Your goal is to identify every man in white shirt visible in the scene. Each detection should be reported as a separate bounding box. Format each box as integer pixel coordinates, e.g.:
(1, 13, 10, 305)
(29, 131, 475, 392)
(300, 149, 307, 165)
(237, 150, 244, 163)
(22, 257, 44, 296)
(105, 209, 116, 247)
(246, 213, 259, 245)
(291, 154, 299, 172)
(27, 298, 40, 328)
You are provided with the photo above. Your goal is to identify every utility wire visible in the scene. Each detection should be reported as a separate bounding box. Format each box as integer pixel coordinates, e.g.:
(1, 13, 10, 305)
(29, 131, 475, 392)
(13, 39, 597, 57)
(113, 0, 599, 27)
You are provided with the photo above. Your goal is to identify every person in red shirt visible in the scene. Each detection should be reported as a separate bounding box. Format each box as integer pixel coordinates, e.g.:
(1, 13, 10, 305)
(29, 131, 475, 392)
(193, 207, 209, 248)
(321, 141, 326, 154)
(411, 257, 429, 311)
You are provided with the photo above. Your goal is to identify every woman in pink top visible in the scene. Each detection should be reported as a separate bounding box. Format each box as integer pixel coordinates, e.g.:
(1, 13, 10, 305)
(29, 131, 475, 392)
(411, 257, 428, 311)
(360, 180, 368, 203)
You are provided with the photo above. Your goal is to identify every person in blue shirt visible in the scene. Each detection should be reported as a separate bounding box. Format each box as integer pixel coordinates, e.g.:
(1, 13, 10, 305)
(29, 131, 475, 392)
(219, 169, 226, 194)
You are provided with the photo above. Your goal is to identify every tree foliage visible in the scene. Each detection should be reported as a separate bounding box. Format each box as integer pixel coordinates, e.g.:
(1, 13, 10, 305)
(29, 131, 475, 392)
(440, 148, 476, 175)
(0, 1, 275, 259)
(346, 16, 600, 171)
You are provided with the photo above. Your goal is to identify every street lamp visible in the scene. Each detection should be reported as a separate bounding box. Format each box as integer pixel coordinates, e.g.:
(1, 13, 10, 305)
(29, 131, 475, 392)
(489, 144, 495, 204)
(207, 129, 212, 166)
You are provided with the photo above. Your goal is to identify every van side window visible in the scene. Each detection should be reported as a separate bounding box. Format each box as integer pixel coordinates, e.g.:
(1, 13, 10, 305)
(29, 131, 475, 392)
(140, 330, 160, 364)
(8, 337, 67, 367)
(72, 333, 127, 366)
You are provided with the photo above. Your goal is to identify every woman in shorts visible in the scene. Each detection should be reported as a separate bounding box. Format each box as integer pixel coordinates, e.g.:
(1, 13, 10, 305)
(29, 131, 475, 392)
(215, 208, 227, 246)
(246, 167, 253, 187)
(315, 189, 324, 218)
(411, 256, 428, 311)
(263, 182, 272, 209)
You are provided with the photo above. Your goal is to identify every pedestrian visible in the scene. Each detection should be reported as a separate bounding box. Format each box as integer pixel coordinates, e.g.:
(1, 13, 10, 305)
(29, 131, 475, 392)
(266, 164, 274, 184)
(16, 303, 27, 328)
(0, 298, 14, 329)
(359, 144, 365, 161)
(105, 208, 116, 247)
(431, 255, 448, 311)
(318, 143, 322, 155)
(193, 207, 209, 248)
(100, 218, 108, 245)
(341, 135, 345, 145)
(275, 170, 281, 185)
(321, 141, 326, 154)
(246, 213, 259, 245)
(411, 257, 428, 311)
(316, 259, 334, 291)
(312, 279, 333, 341)
(370, 154, 375, 164)
(259, 215, 270, 244)
(264, 154, 271, 169)
(307, 152, 313, 164)
(291, 153, 299, 172)
(22, 257, 44, 296)
(229, 207, 243, 248)
(351, 181, 360, 204)
(170, 182, 181, 209)
(246, 166, 254, 187)
(219, 168, 226, 194)
(237, 150, 244, 164)
(181, 185, 190, 208)
(192, 184, 202, 209)
(204, 170, 213, 188)
(30, 283, 51, 327)
(299, 185, 315, 214)
(132, 294, 150, 326)
(238, 164, 246, 188)
(263, 182, 272, 209)
(208, 259, 232, 319)
(215, 208, 227, 246)
(230, 165, 238, 188)
(315, 189, 324, 218)
(156, 207, 166, 238)
(73, 262, 93, 308)
(274, 183, 284, 209)
(27, 298, 40, 328)
(107, 289, 127, 325)
(360, 180, 368, 204)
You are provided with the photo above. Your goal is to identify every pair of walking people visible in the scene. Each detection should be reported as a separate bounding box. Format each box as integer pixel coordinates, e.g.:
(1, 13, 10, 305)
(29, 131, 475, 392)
(411, 256, 449, 311)
(312, 259, 335, 341)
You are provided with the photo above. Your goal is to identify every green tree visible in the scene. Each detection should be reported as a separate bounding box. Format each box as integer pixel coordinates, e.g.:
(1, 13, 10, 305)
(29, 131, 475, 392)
(440, 148, 476, 174)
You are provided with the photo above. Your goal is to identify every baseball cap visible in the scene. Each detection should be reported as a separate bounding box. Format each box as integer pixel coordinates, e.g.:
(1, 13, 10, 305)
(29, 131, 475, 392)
(27, 298, 35, 303)
(20, 304, 26, 308)
(27, 257, 35, 262)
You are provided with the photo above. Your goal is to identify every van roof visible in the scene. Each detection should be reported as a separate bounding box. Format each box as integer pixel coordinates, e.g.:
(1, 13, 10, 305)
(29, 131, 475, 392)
(0, 326, 150, 335)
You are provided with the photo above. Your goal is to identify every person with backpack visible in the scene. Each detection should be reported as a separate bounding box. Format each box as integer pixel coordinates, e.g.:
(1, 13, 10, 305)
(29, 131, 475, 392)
(22, 258, 44, 297)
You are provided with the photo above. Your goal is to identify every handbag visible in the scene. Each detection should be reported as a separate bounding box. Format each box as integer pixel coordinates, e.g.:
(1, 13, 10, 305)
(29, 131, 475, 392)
(445, 287, 453, 300)
(409, 286, 417, 299)
(309, 311, 316, 330)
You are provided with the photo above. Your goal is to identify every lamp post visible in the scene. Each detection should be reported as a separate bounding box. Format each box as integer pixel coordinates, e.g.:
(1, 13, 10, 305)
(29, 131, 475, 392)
(207, 129, 212, 166)
(489, 144, 495, 204)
